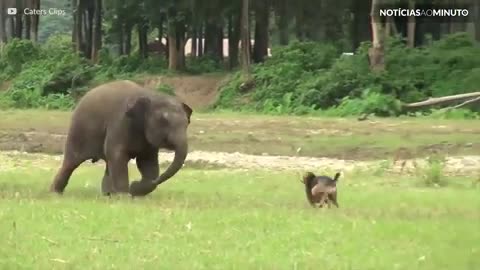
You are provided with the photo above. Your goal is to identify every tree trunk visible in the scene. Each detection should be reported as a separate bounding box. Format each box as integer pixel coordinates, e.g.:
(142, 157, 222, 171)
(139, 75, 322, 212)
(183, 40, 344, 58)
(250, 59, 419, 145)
(475, 1, 480, 42)
(351, 0, 371, 51)
(253, 0, 269, 63)
(385, 16, 391, 38)
(158, 21, 163, 40)
(91, 0, 102, 62)
(198, 23, 203, 57)
(138, 21, 149, 59)
(295, 11, 304, 41)
(24, 13, 31, 40)
(0, 0, 6, 44)
(8, 14, 14, 40)
(228, 13, 241, 69)
(14, 8, 23, 38)
(31, 0, 40, 42)
(368, 0, 385, 72)
(125, 23, 132, 55)
(74, 0, 83, 54)
(72, 0, 77, 47)
(168, 32, 178, 70)
(118, 25, 124, 55)
(204, 20, 221, 61)
(167, 10, 186, 71)
(85, 8, 94, 58)
(191, 27, 197, 58)
(276, 0, 289, 45)
(240, 0, 251, 78)
(167, 31, 186, 71)
(217, 24, 224, 61)
(406, 0, 415, 47)
(468, 1, 480, 41)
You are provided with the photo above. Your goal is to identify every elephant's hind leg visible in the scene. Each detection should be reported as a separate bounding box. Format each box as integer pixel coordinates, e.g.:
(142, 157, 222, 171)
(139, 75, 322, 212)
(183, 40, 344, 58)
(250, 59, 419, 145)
(101, 165, 114, 196)
(50, 153, 84, 194)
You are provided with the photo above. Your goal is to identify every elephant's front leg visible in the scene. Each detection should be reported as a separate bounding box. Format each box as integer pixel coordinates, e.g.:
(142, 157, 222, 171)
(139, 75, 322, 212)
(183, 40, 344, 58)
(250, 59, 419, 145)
(128, 152, 160, 197)
(136, 151, 159, 182)
(107, 151, 130, 194)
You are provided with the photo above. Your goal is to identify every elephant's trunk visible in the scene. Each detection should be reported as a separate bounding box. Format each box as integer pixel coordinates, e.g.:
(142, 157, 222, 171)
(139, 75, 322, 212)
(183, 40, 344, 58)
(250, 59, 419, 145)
(129, 141, 188, 196)
(153, 141, 188, 186)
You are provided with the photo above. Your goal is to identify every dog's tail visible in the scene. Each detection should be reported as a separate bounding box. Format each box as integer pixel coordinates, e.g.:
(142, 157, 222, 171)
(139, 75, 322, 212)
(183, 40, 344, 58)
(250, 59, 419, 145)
(333, 172, 341, 182)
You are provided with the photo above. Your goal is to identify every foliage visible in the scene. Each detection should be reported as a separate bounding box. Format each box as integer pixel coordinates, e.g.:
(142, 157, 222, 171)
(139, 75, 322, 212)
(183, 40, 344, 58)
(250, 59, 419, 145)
(216, 33, 480, 117)
(186, 56, 223, 74)
(0, 39, 40, 78)
(414, 155, 449, 187)
(216, 41, 341, 114)
(325, 88, 403, 117)
(0, 35, 171, 110)
(0, 35, 91, 109)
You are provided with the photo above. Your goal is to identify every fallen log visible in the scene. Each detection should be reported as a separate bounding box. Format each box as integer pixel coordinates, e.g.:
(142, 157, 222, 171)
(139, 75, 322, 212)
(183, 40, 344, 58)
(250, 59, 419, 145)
(404, 91, 480, 109)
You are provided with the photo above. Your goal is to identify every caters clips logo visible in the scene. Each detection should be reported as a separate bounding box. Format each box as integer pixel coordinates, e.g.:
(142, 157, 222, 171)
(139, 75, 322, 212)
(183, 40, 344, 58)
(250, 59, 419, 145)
(7, 8, 17, 15)
(5, 7, 66, 16)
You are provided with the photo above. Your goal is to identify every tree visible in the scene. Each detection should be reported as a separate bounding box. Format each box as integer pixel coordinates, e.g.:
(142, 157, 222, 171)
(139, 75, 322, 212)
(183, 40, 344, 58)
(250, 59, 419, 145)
(274, 0, 290, 45)
(0, 0, 6, 45)
(240, 0, 251, 78)
(407, 0, 416, 47)
(91, 0, 102, 62)
(368, 0, 385, 72)
(252, 0, 269, 63)
(167, 6, 188, 70)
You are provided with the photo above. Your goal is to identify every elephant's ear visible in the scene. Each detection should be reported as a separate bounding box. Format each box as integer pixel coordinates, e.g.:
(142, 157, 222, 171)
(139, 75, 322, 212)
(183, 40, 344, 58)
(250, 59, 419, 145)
(126, 96, 151, 120)
(181, 102, 193, 123)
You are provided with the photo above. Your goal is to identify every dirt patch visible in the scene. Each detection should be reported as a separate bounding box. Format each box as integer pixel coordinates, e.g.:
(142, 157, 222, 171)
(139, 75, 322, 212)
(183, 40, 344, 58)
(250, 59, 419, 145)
(1, 130, 480, 162)
(2, 150, 480, 177)
(142, 74, 227, 110)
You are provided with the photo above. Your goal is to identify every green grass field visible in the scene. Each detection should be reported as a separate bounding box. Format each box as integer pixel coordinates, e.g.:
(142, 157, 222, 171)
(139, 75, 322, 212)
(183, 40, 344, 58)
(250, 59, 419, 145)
(0, 152, 479, 269)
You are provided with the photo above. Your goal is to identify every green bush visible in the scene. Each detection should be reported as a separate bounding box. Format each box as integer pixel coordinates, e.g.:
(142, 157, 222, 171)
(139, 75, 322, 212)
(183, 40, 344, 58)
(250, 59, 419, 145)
(0, 35, 88, 109)
(325, 88, 403, 117)
(216, 41, 341, 114)
(216, 32, 480, 117)
(1, 39, 40, 77)
(186, 56, 222, 74)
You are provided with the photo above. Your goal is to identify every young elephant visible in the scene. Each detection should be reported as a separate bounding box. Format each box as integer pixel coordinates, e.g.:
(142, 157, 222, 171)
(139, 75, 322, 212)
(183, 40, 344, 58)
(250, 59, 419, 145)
(50, 80, 193, 197)
(301, 172, 340, 208)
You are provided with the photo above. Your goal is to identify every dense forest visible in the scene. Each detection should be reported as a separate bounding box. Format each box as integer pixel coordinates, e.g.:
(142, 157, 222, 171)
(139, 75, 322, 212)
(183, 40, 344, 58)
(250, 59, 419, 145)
(1, 0, 480, 117)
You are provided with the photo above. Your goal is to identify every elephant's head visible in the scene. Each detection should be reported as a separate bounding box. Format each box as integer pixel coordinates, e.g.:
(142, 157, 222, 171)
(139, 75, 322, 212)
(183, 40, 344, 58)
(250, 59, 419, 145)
(125, 93, 193, 196)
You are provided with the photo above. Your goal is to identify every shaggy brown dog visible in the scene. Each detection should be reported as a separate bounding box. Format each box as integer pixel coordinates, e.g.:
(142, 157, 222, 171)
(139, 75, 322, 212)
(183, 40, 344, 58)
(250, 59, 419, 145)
(301, 172, 340, 208)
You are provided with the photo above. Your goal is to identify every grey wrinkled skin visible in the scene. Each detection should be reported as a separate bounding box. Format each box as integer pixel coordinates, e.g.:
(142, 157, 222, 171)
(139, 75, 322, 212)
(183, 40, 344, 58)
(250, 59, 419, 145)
(50, 80, 192, 197)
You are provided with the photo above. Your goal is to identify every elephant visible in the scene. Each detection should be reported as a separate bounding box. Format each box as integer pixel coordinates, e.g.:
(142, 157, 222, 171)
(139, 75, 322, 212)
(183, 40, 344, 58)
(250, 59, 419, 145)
(49, 80, 193, 197)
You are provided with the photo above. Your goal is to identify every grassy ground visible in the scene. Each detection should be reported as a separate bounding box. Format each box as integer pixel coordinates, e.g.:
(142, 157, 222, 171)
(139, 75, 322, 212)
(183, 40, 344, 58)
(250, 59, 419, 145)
(2, 109, 480, 159)
(0, 152, 479, 269)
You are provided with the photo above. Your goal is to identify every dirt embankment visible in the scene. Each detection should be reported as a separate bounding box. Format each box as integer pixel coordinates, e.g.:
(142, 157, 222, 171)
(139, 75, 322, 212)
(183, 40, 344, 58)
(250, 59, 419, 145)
(141, 74, 228, 110)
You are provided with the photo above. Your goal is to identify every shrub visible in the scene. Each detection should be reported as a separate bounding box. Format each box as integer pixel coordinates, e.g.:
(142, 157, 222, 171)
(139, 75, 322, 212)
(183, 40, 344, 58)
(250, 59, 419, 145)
(216, 41, 341, 114)
(1, 39, 40, 77)
(215, 32, 480, 117)
(325, 88, 403, 117)
(415, 155, 449, 187)
(186, 56, 222, 74)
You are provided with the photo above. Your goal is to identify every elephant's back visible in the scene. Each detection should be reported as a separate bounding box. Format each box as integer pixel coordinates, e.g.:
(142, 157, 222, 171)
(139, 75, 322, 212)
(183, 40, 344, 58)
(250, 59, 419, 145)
(65, 80, 149, 156)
